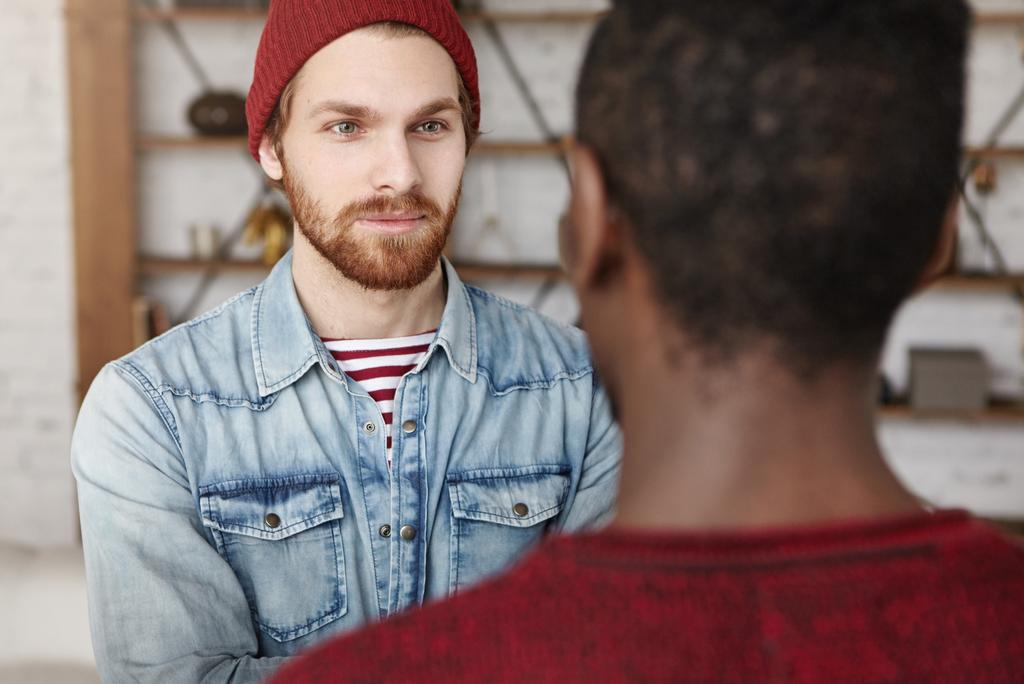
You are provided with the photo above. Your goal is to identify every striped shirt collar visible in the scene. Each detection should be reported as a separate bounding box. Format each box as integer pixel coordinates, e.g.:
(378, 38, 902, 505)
(252, 252, 478, 397)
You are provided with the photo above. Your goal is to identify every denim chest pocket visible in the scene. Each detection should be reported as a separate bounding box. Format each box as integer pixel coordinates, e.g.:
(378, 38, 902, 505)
(199, 473, 347, 642)
(448, 465, 570, 593)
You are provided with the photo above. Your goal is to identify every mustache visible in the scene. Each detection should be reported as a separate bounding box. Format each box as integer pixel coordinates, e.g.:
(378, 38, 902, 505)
(334, 192, 446, 229)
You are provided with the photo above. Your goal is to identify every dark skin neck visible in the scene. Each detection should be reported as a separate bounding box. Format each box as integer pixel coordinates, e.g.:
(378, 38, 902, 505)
(594, 261, 921, 532)
(563, 146, 943, 533)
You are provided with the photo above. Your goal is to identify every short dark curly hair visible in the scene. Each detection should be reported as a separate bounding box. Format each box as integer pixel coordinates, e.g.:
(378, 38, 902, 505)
(575, 0, 968, 376)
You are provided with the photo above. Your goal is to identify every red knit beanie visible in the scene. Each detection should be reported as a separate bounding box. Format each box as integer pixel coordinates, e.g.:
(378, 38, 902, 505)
(246, 0, 480, 161)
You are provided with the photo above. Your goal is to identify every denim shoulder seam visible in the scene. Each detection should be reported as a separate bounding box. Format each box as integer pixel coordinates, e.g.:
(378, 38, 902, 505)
(154, 385, 276, 411)
(112, 359, 184, 453)
(466, 284, 581, 334)
(476, 365, 594, 396)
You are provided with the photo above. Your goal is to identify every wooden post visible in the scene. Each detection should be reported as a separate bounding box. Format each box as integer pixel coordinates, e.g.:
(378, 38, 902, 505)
(66, 0, 136, 400)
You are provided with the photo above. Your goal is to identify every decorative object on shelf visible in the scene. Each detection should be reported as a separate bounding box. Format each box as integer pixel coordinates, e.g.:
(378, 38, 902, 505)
(972, 161, 998, 194)
(140, 0, 250, 136)
(187, 91, 248, 136)
(243, 200, 292, 266)
(131, 296, 171, 348)
(190, 223, 222, 260)
(908, 347, 988, 411)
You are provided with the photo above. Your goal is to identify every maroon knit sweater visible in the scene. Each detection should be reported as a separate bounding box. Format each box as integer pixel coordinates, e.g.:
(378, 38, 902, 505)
(271, 510, 1024, 683)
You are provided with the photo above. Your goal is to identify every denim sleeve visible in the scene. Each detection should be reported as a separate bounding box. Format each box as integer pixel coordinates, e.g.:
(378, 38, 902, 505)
(558, 377, 622, 532)
(71, 363, 289, 683)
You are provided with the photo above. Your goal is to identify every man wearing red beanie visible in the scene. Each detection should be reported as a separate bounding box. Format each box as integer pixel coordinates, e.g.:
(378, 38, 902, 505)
(71, 1, 619, 681)
(271, 1, 1024, 682)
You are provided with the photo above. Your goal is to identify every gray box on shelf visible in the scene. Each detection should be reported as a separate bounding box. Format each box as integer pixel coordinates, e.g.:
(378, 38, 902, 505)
(908, 348, 989, 411)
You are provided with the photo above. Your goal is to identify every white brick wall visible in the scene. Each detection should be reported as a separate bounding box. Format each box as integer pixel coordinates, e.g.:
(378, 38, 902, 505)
(0, 0, 77, 547)
(2, 1, 1023, 549)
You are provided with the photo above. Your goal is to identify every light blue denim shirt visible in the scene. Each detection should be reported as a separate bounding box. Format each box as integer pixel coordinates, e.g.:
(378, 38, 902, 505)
(72, 253, 621, 683)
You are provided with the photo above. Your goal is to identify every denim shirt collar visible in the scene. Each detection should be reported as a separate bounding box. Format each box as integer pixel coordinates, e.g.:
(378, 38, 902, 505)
(252, 252, 477, 397)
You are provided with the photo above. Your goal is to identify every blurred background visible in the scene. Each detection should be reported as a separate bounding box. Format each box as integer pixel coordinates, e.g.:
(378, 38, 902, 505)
(3, 0, 1024, 680)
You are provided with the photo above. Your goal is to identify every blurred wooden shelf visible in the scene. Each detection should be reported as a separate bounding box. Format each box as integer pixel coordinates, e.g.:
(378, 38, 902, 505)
(930, 274, 1024, 291)
(140, 257, 269, 274)
(990, 518, 1024, 537)
(137, 135, 564, 155)
(878, 403, 1024, 423)
(459, 10, 607, 23)
(974, 12, 1024, 25)
(135, 7, 607, 23)
(963, 146, 1024, 160)
(138, 256, 563, 280)
(474, 141, 565, 155)
(455, 262, 563, 280)
(138, 135, 249, 150)
(135, 6, 268, 21)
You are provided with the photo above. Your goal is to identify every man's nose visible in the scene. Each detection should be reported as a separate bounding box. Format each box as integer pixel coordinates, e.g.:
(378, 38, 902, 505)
(370, 133, 423, 196)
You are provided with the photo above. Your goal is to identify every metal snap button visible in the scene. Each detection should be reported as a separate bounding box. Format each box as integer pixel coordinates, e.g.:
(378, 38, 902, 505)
(379, 524, 392, 538)
(265, 513, 281, 528)
(513, 503, 529, 518)
(401, 420, 416, 434)
(399, 524, 417, 541)
(364, 422, 377, 434)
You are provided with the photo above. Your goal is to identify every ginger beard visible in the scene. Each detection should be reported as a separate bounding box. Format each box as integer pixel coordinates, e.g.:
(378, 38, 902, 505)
(282, 159, 461, 291)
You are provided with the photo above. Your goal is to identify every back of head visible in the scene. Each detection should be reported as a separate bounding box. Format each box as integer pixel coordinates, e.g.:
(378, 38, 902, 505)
(576, 0, 969, 376)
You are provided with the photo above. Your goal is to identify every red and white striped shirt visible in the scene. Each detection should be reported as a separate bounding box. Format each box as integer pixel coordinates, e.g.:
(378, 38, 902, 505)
(322, 330, 436, 466)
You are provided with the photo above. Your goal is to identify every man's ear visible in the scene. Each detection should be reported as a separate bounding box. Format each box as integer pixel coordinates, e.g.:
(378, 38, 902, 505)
(566, 144, 624, 291)
(259, 135, 285, 182)
(916, 193, 959, 291)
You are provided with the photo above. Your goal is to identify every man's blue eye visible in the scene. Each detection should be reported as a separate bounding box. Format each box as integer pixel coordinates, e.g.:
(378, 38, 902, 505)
(334, 122, 358, 135)
(421, 121, 443, 134)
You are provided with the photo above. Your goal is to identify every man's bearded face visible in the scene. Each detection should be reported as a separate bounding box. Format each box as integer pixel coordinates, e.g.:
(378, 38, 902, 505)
(284, 162, 461, 290)
(261, 27, 470, 291)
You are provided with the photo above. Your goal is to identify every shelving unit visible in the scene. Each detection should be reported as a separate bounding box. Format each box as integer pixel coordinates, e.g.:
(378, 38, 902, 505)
(66, 1, 1024, 410)
(877, 403, 1024, 423)
(67, 1, 596, 396)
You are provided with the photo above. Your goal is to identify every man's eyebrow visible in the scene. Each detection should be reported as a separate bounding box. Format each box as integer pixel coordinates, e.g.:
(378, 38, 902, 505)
(306, 97, 461, 123)
(411, 98, 462, 120)
(307, 101, 382, 121)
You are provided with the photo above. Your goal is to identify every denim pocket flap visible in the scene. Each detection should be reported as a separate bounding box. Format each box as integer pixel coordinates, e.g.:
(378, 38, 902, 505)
(199, 473, 344, 541)
(448, 465, 570, 527)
